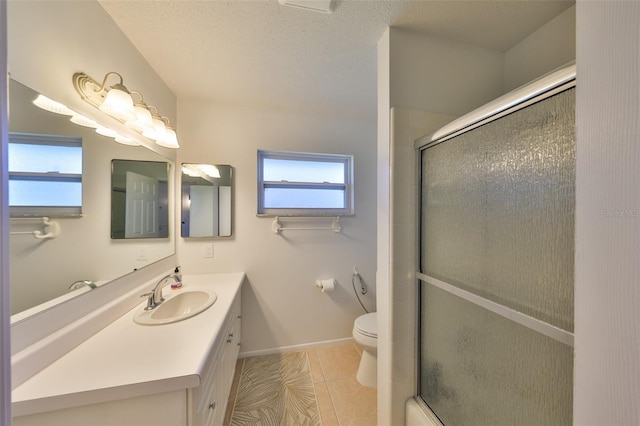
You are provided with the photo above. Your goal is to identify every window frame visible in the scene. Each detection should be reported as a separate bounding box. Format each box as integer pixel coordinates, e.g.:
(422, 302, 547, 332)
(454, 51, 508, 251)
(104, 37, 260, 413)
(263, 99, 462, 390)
(257, 149, 354, 216)
(8, 132, 83, 217)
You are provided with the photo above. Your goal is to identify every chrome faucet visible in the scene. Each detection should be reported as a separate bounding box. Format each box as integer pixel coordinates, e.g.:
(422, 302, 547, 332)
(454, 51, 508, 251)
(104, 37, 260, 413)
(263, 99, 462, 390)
(141, 268, 182, 310)
(69, 280, 97, 290)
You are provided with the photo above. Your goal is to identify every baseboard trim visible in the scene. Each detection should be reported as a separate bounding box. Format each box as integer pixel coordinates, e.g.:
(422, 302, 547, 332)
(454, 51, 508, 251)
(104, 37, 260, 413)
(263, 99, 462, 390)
(238, 337, 355, 358)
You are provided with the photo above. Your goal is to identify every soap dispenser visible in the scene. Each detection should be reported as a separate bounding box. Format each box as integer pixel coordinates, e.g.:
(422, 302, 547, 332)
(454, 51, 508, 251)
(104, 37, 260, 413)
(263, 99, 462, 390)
(171, 266, 183, 289)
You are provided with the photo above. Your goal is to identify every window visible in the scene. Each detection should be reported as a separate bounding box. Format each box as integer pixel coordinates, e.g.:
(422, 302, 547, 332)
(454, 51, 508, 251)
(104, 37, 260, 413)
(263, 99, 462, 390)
(9, 132, 83, 216)
(258, 150, 353, 216)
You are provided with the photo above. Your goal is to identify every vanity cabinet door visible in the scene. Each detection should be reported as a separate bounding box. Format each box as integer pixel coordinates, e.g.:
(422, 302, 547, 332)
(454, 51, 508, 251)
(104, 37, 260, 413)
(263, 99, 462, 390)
(194, 351, 222, 425)
(211, 303, 241, 425)
(189, 293, 241, 426)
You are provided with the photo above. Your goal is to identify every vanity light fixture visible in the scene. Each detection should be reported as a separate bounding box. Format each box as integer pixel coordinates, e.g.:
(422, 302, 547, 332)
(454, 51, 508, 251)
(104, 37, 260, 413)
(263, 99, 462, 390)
(155, 121, 179, 149)
(125, 91, 154, 133)
(33, 94, 75, 116)
(182, 166, 198, 177)
(32, 90, 141, 148)
(95, 126, 118, 138)
(33, 95, 98, 129)
(200, 164, 221, 178)
(114, 134, 140, 146)
(183, 164, 220, 179)
(99, 84, 135, 121)
(142, 105, 167, 140)
(73, 71, 136, 121)
(70, 113, 98, 128)
(141, 108, 180, 149)
(73, 71, 179, 149)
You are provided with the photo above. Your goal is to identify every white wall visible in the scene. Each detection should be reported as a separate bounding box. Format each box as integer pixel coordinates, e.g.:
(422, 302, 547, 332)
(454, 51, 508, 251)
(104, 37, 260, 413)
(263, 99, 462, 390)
(7, 1, 175, 129)
(379, 27, 506, 426)
(389, 28, 505, 117)
(575, 2, 640, 424)
(176, 101, 377, 355)
(505, 5, 576, 91)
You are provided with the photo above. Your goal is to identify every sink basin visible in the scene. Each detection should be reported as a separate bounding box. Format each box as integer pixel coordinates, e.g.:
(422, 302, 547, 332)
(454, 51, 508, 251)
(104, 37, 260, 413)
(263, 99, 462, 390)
(134, 290, 217, 325)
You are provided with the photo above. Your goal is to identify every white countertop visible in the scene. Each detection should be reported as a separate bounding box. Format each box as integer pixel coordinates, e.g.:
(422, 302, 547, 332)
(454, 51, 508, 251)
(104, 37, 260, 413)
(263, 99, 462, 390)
(12, 272, 245, 417)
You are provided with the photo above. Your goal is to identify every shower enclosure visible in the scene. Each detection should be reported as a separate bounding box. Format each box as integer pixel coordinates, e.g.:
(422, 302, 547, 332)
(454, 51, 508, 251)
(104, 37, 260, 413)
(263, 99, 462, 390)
(415, 64, 576, 425)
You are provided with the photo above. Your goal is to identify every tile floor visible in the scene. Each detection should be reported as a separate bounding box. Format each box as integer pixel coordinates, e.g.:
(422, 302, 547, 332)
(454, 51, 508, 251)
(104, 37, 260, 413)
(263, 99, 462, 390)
(225, 343, 377, 425)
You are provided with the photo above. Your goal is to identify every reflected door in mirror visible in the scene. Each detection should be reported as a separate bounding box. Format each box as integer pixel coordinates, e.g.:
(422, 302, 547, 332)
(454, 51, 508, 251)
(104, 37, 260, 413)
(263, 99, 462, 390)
(111, 160, 169, 239)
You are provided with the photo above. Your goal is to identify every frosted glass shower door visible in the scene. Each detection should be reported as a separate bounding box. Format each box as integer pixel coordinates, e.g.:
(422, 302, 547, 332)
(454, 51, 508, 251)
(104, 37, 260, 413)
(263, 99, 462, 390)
(418, 87, 575, 425)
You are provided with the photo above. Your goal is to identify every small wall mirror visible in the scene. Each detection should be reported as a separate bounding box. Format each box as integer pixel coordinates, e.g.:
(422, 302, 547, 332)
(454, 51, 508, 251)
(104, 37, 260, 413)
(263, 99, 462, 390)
(181, 164, 233, 237)
(111, 159, 170, 239)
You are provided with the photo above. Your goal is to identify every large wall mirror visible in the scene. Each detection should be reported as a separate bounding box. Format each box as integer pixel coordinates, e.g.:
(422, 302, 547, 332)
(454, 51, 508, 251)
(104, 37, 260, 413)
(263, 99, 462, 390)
(181, 164, 233, 237)
(8, 78, 175, 320)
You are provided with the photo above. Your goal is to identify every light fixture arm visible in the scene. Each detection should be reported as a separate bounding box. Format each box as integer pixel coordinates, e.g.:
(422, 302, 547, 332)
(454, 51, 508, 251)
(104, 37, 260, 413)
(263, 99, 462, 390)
(72, 72, 129, 103)
(160, 116, 173, 127)
(96, 71, 125, 92)
(130, 91, 145, 104)
(147, 104, 160, 117)
(73, 72, 108, 106)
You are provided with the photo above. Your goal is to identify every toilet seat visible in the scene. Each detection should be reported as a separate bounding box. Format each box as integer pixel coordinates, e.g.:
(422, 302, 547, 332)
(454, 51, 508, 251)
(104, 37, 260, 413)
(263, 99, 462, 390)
(354, 312, 377, 338)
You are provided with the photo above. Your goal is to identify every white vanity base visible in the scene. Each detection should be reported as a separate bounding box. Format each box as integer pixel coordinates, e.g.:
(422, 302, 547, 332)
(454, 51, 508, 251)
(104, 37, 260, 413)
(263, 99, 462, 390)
(12, 272, 244, 426)
(13, 390, 187, 426)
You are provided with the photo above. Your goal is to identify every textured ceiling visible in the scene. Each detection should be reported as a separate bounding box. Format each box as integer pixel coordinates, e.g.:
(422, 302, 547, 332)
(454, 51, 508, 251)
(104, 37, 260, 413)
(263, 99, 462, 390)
(99, 0, 574, 116)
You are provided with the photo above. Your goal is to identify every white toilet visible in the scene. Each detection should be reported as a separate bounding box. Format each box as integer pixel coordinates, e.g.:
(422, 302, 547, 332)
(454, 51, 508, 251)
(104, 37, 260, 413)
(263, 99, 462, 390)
(352, 312, 378, 388)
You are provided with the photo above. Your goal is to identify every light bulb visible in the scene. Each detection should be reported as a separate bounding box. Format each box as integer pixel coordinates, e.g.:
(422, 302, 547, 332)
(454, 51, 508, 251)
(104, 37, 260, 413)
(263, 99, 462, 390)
(125, 103, 153, 132)
(156, 125, 179, 149)
(199, 164, 220, 178)
(142, 116, 166, 140)
(99, 84, 136, 121)
(114, 134, 140, 146)
(70, 114, 98, 128)
(33, 94, 75, 115)
(95, 126, 118, 138)
(182, 166, 199, 177)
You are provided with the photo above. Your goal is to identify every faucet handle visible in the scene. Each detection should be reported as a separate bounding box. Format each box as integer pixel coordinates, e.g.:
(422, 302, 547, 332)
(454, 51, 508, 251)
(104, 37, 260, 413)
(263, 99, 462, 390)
(140, 292, 155, 310)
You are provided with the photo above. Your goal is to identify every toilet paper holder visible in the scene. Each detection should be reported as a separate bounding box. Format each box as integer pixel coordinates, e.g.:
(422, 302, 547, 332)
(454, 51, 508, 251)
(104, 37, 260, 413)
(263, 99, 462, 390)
(315, 278, 336, 293)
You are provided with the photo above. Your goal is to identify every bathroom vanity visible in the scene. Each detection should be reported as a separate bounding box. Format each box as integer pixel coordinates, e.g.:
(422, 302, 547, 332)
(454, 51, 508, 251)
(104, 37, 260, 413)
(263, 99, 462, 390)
(11, 272, 244, 426)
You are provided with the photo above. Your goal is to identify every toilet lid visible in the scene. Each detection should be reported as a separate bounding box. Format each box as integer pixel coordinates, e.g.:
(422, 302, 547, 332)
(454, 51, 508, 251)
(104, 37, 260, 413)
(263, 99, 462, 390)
(354, 312, 377, 338)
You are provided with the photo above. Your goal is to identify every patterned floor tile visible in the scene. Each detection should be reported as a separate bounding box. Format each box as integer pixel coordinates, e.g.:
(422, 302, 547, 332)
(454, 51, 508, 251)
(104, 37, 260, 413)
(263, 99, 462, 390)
(229, 352, 320, 425)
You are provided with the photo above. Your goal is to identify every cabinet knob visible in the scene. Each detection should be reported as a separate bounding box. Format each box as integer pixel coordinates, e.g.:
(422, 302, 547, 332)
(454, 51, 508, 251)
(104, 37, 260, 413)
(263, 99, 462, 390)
(209, 402, 216, 411)
(228, 332, 234, 338)
(226, 338, 233, 343)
